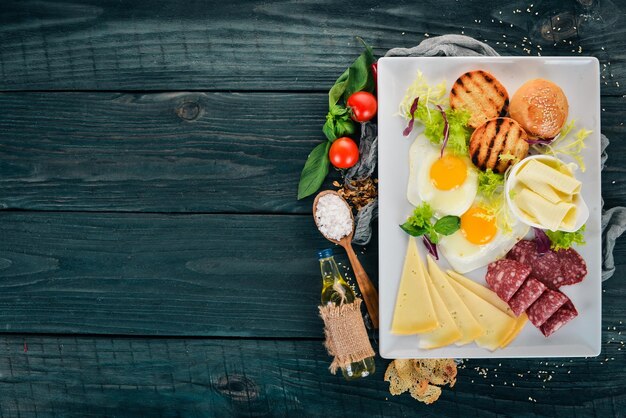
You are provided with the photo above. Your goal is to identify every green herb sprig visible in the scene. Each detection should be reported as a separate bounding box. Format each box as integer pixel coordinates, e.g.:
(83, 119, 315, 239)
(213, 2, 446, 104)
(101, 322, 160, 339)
(297, 39, 375, 200)
(322, 105, 355, 141)
(399, 203, 461, 244)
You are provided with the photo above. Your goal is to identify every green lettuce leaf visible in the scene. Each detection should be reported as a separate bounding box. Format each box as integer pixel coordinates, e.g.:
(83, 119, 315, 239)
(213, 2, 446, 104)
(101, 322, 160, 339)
(545, 225, 586, 251)
(478, 169, 505, 198)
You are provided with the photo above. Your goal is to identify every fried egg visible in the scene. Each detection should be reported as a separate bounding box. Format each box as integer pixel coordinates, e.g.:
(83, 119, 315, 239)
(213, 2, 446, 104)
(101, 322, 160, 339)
(439, 204, 529, 274)
(407, 135, 478, 216)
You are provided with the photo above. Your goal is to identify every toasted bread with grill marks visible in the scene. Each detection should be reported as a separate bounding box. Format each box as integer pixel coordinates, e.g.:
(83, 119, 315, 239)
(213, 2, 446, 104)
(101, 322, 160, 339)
(450, 70, 509, 128)
(469, 117, 529, 173)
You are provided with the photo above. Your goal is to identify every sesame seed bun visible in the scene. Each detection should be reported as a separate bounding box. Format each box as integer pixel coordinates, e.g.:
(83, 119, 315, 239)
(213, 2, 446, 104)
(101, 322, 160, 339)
(509, 79, 569, 139)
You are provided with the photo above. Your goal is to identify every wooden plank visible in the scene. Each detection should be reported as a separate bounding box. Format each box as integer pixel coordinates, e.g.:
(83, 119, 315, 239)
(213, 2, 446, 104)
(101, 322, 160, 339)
(599, 96, 626, 209)
(0, 92, 332, 213)
(0, 93, 624, 213)
(0, 335, 624, 417)
(0, 212, 378, 336)
(0, 0, 624, 94)
(0, 210, 625, 337)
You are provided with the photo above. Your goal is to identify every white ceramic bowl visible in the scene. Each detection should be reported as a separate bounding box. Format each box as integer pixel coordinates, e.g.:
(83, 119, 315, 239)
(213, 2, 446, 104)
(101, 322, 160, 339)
(505, 155, 589, 232)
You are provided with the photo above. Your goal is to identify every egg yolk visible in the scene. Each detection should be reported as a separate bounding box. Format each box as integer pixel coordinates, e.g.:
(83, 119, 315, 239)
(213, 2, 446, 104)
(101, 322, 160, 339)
(429, 155, 467, 190)
(461, 207, 497, 245)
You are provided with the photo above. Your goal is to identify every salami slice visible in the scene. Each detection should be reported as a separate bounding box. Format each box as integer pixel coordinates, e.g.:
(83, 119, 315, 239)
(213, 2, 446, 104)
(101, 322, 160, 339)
(540, 301, 578, 337)
(486, 259, 531, 302)
(556, 248, 588, 286)
(506, 240, 538, 265)
(506, 240, 586, 290)
(532, 251, 565, 290)
(507, 277, 547, 317)
(527, 289, 569, 328)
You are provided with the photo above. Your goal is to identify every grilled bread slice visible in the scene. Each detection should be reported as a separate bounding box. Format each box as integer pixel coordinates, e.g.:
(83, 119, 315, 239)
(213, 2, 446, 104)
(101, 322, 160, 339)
(469, 117, 529, 173)
(450, 70, 509, 129)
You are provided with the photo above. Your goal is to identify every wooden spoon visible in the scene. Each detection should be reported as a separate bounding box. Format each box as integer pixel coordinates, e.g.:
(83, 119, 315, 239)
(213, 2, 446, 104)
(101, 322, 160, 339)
(313, 190, 379, 329)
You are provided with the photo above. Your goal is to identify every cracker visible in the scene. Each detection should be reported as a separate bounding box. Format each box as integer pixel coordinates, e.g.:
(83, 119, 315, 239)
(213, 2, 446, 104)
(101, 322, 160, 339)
(385, 359, 457, 405)
(415, 359, 457, 387)
(410, 384, 442, 405)
(410, 379, 430, 398)
(384, 361, 412, 396)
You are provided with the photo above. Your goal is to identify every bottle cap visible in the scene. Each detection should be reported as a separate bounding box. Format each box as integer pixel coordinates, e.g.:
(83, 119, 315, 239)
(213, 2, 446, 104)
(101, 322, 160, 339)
(317, 248, 333, 259)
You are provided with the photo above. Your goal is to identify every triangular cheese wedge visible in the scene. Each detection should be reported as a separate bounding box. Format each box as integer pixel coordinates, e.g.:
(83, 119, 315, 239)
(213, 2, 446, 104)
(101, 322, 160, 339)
(447, 270, 527, 348)
(391, 238, 438, 334)
(447, 270, 516, 318)
(426, 256, 484, 345)
(500, 313, 528, 348)
(419, 260, 462, 349)
(446, 276, 517, 351)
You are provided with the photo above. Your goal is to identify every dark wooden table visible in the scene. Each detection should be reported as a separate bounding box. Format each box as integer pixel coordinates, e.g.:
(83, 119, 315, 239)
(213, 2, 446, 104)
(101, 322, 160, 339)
(0, 1, 625, 416)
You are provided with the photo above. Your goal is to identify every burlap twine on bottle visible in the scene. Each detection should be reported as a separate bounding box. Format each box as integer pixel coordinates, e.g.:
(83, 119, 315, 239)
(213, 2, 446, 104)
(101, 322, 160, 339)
(319, 298, 375, 374)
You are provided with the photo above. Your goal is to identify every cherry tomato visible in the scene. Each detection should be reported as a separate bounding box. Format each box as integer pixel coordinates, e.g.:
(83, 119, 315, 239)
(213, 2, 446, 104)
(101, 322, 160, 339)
(347, 91, 377, 122)
(329, 137, 359, 169)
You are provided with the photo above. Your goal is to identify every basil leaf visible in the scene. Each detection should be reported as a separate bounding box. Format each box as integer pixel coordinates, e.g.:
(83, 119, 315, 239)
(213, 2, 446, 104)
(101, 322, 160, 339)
(329, 104, 349, 117)
(335, 118, 355, 137)
(400, 222, 427, 237)
(328, 40, 375, 107)
(323, 107, 355, 141)
(322, 116, 336, 141)
(297, 141, 331, 200)
(343, 43, 375, 101)
(329, 69, 349, 108)
(433, 216, 461, 236)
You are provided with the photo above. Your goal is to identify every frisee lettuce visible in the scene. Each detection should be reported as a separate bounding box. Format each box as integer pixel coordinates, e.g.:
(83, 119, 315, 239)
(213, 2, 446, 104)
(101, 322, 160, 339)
(476, 171, 517, 235)
(545, 225, 586, 251)
(406, 202, 433, 230)
(422, 108, 471, 156)
(498, 153, 520, 163)
(399, 71, 446, 119)
(477, 169, 504, 198)
(480, 195, 516, 235)
(399, 71, 472, 156)
(532, 120, 592, 172)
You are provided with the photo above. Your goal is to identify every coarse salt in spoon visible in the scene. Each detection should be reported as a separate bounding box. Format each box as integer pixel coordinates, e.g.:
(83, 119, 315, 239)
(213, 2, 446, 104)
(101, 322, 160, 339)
(313, 190, 379, 329)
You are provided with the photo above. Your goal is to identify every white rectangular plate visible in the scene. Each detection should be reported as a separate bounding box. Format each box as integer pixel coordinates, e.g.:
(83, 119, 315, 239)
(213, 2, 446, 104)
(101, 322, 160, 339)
(378, 57, 601, 358)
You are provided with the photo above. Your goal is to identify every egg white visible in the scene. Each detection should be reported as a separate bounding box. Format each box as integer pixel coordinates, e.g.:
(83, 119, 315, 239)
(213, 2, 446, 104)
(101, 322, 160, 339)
(407, 135, 478, 217)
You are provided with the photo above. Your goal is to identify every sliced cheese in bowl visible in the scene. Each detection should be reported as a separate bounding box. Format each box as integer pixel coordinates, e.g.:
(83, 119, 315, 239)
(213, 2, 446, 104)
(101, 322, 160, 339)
(427, 256, 484, 345)
(514, 188, 577, 231)
(505, 155, 588, 232)
(516, 158, 581, 201)
(391, 237, 439, 334)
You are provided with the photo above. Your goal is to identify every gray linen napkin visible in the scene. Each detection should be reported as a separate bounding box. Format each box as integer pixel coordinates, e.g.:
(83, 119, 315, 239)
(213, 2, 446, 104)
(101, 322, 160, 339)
(350, 34, 625, 280)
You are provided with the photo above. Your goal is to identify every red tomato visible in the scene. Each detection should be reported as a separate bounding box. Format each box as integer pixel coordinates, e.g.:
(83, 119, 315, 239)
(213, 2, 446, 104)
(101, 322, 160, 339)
(329, 137, 359, 169)
(347, 91, 377, 122)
